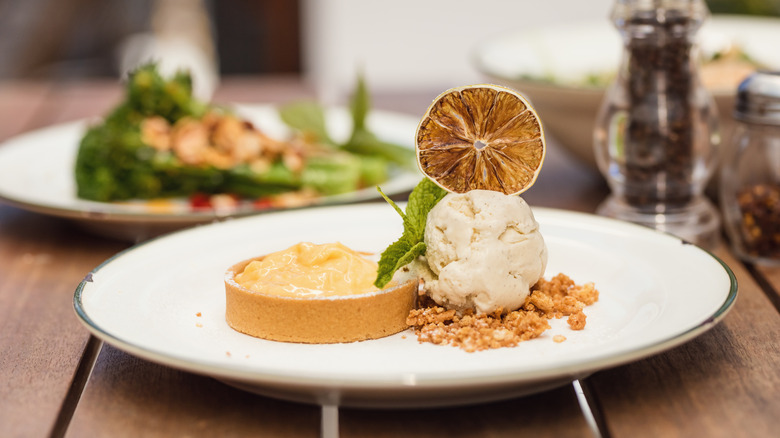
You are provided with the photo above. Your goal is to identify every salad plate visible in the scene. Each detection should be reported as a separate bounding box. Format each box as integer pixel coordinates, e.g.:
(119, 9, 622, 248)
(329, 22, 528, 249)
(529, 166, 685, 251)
(74, 203, 737, 408)
(0, 104, 421, 241)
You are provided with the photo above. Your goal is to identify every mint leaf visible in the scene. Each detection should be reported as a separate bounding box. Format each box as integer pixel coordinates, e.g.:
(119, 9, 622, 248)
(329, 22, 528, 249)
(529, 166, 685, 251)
(374, 240, 426, 289)
(376, 185, 406, 219)
(405, 178, 448, 241)
(374, 178, 447, 288)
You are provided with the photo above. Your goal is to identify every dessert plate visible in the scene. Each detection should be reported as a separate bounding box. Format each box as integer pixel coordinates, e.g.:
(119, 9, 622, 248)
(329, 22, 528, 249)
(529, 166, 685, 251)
(74, 204, 737, 408)
(0, 105, 420, 241)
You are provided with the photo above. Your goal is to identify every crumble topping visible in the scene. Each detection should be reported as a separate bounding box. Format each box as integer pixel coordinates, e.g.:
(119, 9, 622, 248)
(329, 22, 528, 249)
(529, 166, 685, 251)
(406, 273, 598, 352)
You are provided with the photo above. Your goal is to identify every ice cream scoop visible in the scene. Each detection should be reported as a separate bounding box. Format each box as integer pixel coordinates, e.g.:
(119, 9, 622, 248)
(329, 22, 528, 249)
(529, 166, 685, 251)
(419, 190, 547, 313)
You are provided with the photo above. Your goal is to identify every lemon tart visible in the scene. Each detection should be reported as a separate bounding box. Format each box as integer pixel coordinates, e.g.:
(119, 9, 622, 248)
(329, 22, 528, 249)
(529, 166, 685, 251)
(224, 242, 417, 343)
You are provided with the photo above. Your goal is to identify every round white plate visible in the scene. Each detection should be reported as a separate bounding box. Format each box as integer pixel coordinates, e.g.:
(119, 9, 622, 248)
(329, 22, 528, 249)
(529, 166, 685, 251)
(473, 14, 780, 93)
(73, 204, 737, 408)
(0, 104, 421, 241)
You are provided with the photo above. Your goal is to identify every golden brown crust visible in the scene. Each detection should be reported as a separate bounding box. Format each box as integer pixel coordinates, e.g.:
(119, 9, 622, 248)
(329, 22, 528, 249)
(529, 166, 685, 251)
(224, 257, 417, 344)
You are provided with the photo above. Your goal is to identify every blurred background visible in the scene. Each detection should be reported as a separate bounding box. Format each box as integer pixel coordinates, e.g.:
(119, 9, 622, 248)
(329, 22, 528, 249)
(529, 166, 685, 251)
(1, 0, 778, 169)
(1, 0, 777, 97)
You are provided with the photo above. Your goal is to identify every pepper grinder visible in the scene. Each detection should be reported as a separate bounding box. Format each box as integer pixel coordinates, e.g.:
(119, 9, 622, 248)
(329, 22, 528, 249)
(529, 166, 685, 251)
(593, 0, 720, 247)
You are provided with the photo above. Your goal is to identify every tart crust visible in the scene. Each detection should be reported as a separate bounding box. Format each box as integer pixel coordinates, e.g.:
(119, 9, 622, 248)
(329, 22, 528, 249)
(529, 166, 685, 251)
(225, 257, 417, 343)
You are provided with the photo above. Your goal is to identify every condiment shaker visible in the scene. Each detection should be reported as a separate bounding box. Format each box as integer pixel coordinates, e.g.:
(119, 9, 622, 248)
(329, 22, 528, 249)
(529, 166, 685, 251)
(593, 0, 720, 247)
(720, 71, 780, 265)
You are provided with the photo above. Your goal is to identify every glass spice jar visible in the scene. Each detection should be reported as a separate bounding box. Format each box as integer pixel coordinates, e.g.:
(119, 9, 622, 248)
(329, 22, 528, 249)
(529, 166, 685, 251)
(720, 71, 780, 265)
(593, 0, 721, 248)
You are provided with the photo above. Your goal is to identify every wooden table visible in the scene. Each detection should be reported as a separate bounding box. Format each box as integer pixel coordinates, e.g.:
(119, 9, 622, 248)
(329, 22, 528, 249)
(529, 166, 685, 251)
(1, 77, 778, 438)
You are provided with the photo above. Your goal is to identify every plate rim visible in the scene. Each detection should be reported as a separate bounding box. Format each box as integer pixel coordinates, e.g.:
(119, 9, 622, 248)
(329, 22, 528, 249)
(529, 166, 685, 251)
(72, 204, 738, 391)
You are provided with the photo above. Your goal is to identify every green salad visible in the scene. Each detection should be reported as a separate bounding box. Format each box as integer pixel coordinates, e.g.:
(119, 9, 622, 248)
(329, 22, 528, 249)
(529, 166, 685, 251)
(74, 64, 415, 206)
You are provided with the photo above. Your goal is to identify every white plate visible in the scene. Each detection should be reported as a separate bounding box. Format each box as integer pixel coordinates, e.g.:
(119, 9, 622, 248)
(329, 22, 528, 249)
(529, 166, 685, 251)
(73, 204, 737, 408)
(0, 104, 421, 241)
(473, 14, 780, 93)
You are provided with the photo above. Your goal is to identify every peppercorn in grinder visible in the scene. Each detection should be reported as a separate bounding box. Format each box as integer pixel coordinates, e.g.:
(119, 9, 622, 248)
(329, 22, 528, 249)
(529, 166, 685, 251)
(594, 0, 721, 248)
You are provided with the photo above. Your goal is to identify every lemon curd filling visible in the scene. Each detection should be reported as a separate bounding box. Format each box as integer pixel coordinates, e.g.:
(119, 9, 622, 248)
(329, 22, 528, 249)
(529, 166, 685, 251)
(234, 242, 381, 298)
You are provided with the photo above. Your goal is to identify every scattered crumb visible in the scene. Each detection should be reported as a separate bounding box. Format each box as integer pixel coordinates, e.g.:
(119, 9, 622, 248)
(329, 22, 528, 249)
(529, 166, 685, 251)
(407, 273, 598, 352)
(196, 312, 202, 317)
(195, 323, 203, 328)
(567, 312, 587, 330)
(245, 355, 250, 359)
(226, 351, 232, 358)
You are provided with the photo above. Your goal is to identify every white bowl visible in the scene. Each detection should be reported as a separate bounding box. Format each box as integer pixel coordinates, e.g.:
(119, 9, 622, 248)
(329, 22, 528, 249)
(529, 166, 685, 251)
(473, 14, 780, 170)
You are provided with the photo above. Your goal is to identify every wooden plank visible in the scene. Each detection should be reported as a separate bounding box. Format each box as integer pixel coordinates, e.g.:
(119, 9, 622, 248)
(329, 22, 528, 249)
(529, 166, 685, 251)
(212, 75, 316, 105)
(523, 139, 607, 213)
(340, 384, 593, 438)
(586, 246, 780, 437)
(25, 79, 123, 127)
(0, 207, 128, 437)
(0, 81, 51, 141)
(755, 266, 780, 289)
(66, 345, 320, 437)
(0, 79, 130, 436)
(753, 265, 780, 311)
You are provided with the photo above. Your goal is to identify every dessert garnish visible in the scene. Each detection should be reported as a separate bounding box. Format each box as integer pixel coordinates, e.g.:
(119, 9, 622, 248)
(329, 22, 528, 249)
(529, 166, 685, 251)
(374, 178, 446, 289)
(376, 84, 598, 351)
(416, 84, 545, 195)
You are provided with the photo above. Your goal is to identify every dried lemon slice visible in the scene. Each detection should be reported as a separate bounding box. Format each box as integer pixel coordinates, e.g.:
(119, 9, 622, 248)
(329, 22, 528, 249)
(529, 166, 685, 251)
(416, 84, 545, 195)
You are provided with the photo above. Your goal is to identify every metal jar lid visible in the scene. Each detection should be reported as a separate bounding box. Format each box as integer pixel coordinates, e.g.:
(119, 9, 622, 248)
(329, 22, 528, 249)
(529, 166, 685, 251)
(734, 71, 780, 125)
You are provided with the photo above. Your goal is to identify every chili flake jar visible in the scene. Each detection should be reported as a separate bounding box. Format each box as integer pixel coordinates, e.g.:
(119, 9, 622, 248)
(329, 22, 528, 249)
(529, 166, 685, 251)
(720, 71, 780, 265)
